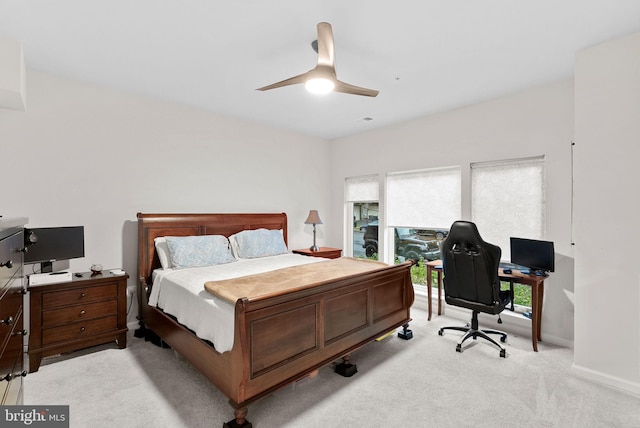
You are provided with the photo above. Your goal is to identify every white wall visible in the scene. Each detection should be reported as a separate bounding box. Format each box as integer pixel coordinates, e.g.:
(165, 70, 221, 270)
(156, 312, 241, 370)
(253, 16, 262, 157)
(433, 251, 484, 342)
(4, 35, 638, 395)
(330, 79, 575, 347)
(1, 70, 332, 324)
(574, 32, 640, 394)
(0, 37, 26, 111)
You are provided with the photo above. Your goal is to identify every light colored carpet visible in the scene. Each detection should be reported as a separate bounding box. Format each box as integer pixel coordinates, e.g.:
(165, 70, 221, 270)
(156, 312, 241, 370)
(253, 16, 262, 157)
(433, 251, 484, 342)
(25, 307, 640, 427)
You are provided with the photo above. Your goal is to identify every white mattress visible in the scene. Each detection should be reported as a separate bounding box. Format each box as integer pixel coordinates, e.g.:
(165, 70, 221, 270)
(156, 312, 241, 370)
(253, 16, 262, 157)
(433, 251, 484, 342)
(148, 253, 326, 353)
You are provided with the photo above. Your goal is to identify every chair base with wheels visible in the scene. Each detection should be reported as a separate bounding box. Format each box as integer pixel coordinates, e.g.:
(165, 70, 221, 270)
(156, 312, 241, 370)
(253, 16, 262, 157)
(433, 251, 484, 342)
(438, 310, 507, 358)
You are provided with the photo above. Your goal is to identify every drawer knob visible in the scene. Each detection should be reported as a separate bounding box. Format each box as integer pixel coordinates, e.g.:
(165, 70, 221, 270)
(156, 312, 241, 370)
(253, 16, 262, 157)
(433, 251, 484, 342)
(13, 329, 28, 337)
(80, 327, 86, 332)
(0, 316, 13, 326)
(0, 260, 12, 269)
(80, 310, 86, 316)
(80, 293, 86, 298)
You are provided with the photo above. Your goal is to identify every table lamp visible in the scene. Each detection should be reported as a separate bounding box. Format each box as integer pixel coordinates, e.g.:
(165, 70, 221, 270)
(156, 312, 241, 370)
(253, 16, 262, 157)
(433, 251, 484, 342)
(304, 210, 323, 252)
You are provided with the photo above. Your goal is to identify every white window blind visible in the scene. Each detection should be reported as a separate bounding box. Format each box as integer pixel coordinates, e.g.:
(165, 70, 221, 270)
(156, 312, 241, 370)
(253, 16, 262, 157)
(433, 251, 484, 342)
(386, 167, 461, 228)
(471, 157, 545, 259)
(345, 175, 379, 202)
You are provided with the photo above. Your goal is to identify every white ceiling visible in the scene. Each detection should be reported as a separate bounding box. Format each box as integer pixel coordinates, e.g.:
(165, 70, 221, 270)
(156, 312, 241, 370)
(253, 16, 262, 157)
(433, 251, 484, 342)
(2, 1, 640, 140)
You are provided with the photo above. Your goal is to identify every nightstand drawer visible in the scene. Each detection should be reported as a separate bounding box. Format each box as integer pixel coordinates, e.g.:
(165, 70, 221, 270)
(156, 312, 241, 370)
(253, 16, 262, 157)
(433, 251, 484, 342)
(42, 284, 117, 309)
(43, 300, 117, 327)
(42, 315, 117, 346)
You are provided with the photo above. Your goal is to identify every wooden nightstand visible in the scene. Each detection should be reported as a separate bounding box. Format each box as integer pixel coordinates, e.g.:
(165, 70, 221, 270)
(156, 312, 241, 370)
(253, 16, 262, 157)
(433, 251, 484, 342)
(28, 270, 128, 372)
(292, 247, 342, 259)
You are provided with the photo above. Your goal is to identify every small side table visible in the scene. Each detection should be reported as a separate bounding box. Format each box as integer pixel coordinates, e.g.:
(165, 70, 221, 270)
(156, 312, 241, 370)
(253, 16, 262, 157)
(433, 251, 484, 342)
(292, 247, 342, 259)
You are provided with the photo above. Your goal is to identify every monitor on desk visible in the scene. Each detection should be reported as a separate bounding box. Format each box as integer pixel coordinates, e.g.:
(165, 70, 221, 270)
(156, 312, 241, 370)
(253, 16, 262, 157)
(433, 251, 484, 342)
(510, 237, 555, 276)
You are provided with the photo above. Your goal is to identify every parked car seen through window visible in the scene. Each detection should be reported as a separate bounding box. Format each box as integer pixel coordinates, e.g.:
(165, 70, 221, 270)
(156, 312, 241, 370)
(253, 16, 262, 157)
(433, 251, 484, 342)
(362, 222, 447, 261)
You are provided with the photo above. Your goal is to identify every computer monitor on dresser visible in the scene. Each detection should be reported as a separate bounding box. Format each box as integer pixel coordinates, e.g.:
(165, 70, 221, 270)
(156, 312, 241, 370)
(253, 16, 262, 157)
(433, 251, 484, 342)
(510, 236, 555, 276)
(23, 226, 85, 273)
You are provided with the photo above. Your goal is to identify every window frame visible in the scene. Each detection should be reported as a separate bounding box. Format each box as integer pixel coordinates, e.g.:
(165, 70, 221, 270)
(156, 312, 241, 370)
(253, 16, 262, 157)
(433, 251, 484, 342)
(344, 175, 380, 258)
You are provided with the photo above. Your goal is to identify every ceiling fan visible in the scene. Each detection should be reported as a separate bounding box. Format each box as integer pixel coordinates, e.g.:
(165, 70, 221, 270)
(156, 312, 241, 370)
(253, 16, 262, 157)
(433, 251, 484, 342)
(256, 22, 379, 97)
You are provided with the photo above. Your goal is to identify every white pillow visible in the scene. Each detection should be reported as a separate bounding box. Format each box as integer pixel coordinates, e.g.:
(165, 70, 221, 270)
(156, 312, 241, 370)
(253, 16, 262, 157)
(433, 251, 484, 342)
(229, 229, 288, 259)
(165, 235, 236, 269)
(228, 234, 241, 259)
(154, 237, 173, 269)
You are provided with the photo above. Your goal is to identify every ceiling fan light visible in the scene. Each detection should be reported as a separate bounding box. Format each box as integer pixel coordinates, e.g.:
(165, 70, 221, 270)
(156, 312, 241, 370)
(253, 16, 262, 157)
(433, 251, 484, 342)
(305, 78, 335, 95)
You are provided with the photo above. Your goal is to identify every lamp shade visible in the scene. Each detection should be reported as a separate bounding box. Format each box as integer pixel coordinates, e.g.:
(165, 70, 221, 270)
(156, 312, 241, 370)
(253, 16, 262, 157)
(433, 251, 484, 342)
(304, 210, 323, 225)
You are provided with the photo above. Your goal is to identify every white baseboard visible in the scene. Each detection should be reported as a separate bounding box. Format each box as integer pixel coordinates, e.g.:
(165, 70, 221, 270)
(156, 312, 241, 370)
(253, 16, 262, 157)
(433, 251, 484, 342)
(414, 286, 640, 397)
(412, 286, 573, 349)
(571, 363, 640, 397)
(127, 321, 140, 331)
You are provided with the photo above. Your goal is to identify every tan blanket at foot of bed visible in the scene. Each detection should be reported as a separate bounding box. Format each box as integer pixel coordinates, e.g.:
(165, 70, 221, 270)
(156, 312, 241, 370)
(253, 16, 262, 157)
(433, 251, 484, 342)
(204, 257, 392, 304)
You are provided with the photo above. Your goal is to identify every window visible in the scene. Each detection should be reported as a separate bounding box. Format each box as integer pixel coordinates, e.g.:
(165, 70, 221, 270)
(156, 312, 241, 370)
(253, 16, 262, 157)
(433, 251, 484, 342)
(343, 159, 544, 308)
(355, 202, 379, 259)
(386, 167, 461, 284)
(386, 167, 462, 231)
(471, 157, 545, 259)
(345, 176, 379, 260)
(471, 156, 545, 308)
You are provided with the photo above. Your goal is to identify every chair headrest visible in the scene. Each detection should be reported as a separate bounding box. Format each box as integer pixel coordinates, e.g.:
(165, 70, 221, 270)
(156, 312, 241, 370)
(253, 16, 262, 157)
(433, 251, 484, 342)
(445, 221, 485, 247)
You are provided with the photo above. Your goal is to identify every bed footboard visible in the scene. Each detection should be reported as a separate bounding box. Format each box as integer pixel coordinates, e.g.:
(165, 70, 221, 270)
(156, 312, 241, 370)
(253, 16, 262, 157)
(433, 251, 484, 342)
(230, 261, 414, 409)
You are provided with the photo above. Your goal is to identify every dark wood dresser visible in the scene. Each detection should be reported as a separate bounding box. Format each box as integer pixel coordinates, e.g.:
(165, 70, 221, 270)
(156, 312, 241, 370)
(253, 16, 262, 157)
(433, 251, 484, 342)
(0, 218, 28, 405)
(28, 270, 128, 372)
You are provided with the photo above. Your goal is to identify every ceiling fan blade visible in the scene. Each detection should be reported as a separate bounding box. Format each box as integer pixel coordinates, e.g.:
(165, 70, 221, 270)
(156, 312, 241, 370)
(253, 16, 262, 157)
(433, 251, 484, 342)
(316, 22, 335, 68)
(334, 80, 379, 97)
(256, 72, 309, 91)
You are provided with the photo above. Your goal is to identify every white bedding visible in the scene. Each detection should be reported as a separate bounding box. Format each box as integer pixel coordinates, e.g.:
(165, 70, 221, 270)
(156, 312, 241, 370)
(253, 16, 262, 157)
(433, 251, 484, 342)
(148, 253, 326, 353)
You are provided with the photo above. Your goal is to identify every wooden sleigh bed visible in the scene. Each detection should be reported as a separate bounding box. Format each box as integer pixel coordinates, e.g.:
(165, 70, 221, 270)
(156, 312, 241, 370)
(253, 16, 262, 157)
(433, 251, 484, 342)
(137, 212, 415, 427)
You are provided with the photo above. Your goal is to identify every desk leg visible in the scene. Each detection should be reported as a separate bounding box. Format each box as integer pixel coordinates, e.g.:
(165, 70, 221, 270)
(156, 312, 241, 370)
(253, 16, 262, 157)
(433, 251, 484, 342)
(536, 283, 544, 342)
(531, 282, 539, 352)
(437, 271, 443, 315)
(508, 280, 515, 311)
(426, 266, 433, 321)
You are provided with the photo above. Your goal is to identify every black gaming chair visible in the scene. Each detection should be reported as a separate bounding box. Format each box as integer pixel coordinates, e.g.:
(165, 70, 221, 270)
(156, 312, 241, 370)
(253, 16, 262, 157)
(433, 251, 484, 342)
(438, 221, 507, 357)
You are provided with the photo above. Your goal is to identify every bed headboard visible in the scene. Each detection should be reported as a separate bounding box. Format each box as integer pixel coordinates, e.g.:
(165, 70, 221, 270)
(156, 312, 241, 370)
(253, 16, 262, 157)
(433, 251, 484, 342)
(136, 212, 288, 287)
